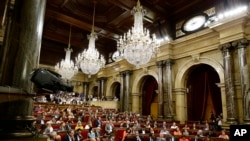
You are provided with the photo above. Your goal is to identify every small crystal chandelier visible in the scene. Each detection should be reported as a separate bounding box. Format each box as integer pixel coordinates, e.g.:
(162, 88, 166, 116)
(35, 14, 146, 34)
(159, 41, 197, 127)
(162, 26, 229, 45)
(117, 0, 159, 68)
(76, 2, 105, 77)
(55, 25, 78, 80)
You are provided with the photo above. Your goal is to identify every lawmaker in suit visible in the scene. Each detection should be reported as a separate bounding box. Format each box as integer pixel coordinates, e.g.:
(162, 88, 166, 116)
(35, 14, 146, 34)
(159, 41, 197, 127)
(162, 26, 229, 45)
(190, 135, 202, 141)
(63, 130, 75, 141)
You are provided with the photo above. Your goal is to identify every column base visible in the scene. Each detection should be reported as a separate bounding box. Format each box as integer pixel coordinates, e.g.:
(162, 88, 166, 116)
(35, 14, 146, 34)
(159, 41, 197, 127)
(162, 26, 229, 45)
(226, 118, 238, 125)
(243, 119, 250, 124)
(158, 115, 164, 120)
(165, 115, 174, 122)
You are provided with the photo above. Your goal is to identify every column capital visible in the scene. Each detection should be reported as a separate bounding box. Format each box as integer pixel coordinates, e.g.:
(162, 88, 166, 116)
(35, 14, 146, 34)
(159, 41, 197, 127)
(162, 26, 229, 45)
(120, 70, 133, 76)
(232, 38, 249, 49)
(97, 77, 107, 81)
(83, 82, 90, 85)
(164, 59, 174, 66)
(156, 60, 164, 67)
(219, 43, 232, 52)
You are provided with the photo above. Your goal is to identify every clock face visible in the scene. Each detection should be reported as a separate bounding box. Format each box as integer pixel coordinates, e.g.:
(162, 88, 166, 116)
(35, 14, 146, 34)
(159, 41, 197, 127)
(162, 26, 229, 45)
(112, 51, 122, 61)
(183, 15, 207, 32)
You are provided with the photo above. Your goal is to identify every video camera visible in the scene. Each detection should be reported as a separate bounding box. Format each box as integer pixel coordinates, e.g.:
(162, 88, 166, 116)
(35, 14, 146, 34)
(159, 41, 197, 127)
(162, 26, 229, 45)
(30, 69, 73, 93)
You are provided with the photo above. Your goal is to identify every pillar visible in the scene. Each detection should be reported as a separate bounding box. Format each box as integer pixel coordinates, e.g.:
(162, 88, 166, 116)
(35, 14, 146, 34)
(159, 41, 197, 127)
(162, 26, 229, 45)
(233, 38, 250, 124)
(156, 61, 164, 120)
(0, 0, 46, 93)
(174, 88, 186, 123)
(83, 82, 89, 99)
(164, 59, 174, 121)
(220, 43, 238, 124)
(124, 70, 132, 111)
(0, 0, 47, 139)
(120, 72, 125, 111)
(131, 93, 140, 113)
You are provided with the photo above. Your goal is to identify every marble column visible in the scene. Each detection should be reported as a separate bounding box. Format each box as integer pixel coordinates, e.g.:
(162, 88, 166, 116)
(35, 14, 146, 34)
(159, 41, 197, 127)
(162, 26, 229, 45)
(1, 0, 46, 93)
(96, 77, 107, 99)
(124, 70, 132, 111)
(119, 72, 125, 111)
(233, 38, 250, 124)
(83, 82, 89, 98)
(156, 61, 164, 120)
(97, 79, 101, 99)
(220, 43, 237, 124)
(164, 59, 174, 121)
(0, 0, 47, 139)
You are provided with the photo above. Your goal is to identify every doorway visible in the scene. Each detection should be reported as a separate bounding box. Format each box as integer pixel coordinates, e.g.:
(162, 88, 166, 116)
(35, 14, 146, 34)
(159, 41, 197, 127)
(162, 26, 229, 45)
(141, 75, 158, 117)
(186, 64, 222, 121)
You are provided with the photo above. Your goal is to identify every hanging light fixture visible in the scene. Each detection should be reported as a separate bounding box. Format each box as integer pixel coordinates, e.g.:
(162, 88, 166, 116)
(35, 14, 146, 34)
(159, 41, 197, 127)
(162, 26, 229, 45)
(76, 2, 105, 77)
(55, 25, 78, 80)
(117, 0, 159, 68)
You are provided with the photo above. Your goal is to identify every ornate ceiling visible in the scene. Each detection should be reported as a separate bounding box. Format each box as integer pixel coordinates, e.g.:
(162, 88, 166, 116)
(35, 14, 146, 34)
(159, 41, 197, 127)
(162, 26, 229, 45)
(40, 0, 222, 66)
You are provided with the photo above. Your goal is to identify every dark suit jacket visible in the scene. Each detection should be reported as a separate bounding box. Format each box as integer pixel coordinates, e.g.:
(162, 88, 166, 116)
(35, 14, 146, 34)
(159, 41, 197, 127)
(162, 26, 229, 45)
(190, 138, 202, 141)
(147, 136, 157, 141)
(63, 134, 72, 141)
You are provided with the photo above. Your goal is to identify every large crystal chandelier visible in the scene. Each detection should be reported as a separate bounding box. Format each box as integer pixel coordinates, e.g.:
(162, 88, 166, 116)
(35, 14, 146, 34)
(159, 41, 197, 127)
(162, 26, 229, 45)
(117, 0, 159, 68)
(55, 25, 78, 80)
(76, 2, 105, 77)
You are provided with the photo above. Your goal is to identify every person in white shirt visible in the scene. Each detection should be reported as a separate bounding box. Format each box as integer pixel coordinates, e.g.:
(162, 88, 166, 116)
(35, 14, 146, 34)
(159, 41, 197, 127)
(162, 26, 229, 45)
(170, 122, 178, 129)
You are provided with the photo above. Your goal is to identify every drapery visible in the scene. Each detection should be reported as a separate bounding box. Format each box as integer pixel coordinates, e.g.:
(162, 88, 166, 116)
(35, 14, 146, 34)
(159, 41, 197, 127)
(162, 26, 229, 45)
(142, 77, 158, 115)
(187, 65, 221, 121)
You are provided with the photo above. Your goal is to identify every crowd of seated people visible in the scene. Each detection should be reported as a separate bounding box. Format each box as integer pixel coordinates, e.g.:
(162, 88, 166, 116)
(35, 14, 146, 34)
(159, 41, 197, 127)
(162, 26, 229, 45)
(34, 91, 119, 105)
(33, 103, 230, 141)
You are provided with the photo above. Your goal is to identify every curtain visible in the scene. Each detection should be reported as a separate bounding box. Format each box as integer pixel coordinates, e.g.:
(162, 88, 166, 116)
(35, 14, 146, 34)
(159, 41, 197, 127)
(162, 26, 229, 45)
(187, 65, 221, 121)
(142, 77, 158, 115)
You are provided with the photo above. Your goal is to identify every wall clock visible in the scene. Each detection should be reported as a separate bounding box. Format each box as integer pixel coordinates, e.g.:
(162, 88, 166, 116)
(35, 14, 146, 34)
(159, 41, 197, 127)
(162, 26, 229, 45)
(182, 14, 207, 32)
(112, 51, 122, 61)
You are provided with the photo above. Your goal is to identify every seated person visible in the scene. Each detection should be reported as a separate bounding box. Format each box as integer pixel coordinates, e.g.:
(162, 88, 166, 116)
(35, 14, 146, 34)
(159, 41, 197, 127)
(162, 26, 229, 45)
(203, 123, 210, 131)
(160, 127, 172, 136)
(134, 130, 143, 141)
(218, 130, 229, 139)
(43, 123, 54, 135)
(147, 133, 157, 141)
(49, 131, 61, 141)
(157, 133, 166, 141)
(170, 122, 178, 129)
(197, 129, 204, 137)
(74, 128, 83, 141)
(153, 121, 158, 128)
(183, 129, 189, 136)
(190, 135, 202, 141)
(75, 121, 84, 131)
(88, 127, 99, 141)
(179, 135, 190, 141)
(192, 123, 197, 130)
(182, 124, 190, 130)
(58, 122, 67, 132)
(173, 128, 182, 136)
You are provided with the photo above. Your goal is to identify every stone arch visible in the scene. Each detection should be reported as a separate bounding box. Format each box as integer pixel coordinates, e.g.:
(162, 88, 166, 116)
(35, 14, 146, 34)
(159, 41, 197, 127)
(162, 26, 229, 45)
(131, 69, 158, 114)
(132, 69, 158, 93)
(175, 57, 224, 88)
(106, 75, 121, 99)
(174, 57, 224, 122)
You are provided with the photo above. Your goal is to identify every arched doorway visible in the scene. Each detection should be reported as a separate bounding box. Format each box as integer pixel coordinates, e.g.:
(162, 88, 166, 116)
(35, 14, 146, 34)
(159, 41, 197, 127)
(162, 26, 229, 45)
(186, 64, 222, 121)
(110, 82, 120, 100)
(141, 75, 158, 117)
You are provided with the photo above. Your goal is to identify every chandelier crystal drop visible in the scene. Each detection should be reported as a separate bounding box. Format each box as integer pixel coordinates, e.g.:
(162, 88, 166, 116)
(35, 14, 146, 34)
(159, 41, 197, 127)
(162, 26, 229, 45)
(76, 3, 105, 77)
(55, 26, 78, 80)
(117, 0, 159, 68)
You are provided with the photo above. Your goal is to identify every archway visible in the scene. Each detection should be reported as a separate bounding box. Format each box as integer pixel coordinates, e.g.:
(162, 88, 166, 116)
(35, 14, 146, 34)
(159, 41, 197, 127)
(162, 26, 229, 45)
(186, 64, 222, 121)
(110, 82, 121, 100)
(141, 75, 158, 117)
